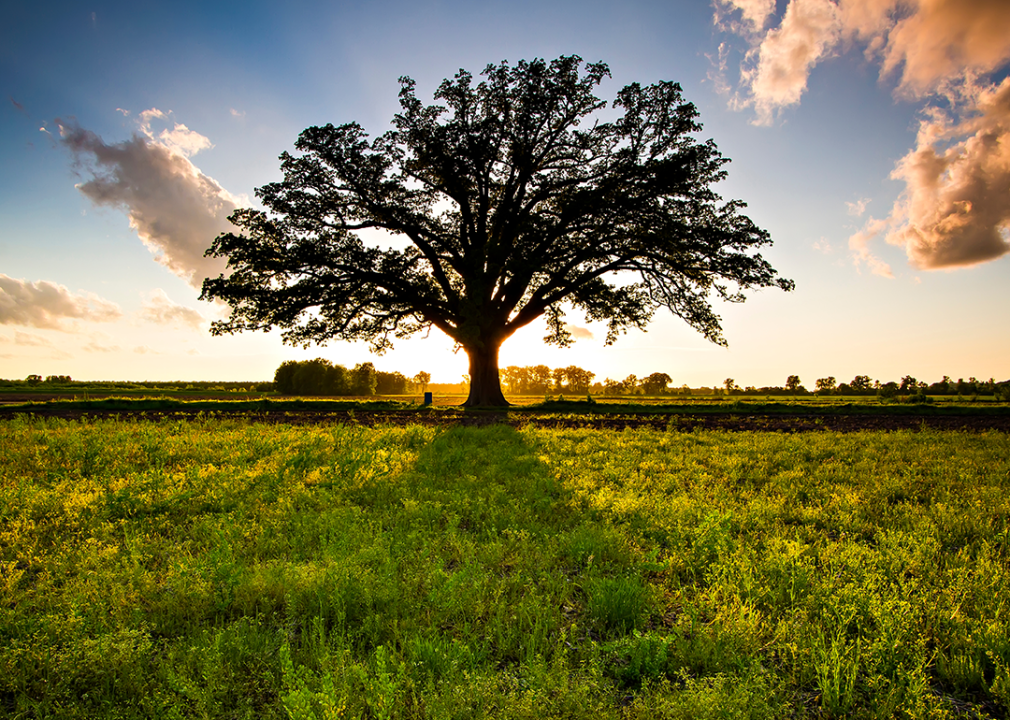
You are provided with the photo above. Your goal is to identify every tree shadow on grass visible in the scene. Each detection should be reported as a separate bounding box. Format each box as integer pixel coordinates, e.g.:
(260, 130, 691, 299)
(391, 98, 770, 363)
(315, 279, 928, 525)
(401, 423, 569, 538)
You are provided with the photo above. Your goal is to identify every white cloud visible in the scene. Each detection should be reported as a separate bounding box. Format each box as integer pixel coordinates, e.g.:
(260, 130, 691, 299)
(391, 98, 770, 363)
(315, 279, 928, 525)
(812, 237, 834, 253)
(139, 288, 206, 328)
(57, 109, 238, 288)
(846, 197, 871, 216)
(133, 345, 160, 355)
(136, 110, 214, 157)
(0, 274, 122, 329)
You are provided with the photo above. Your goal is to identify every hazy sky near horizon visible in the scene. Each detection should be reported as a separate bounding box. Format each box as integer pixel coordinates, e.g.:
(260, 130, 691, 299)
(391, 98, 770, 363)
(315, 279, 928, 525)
(3, 0, 1009, 387)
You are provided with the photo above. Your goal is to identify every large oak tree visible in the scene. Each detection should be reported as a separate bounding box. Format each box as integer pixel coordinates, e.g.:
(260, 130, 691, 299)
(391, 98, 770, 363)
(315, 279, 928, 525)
(201, 56, 793, 406)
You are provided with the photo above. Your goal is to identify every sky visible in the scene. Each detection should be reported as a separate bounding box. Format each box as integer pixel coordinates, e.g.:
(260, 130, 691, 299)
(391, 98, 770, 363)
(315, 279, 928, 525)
(2, 0, 1009, 388)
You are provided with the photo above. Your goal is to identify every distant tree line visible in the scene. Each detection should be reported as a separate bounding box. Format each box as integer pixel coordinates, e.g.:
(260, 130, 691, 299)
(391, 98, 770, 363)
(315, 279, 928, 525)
(497, 367, 1010, 401)
(271, 359, 432, 397)
(725, 375, 1010, 402)
(3, 377, 269, 391)
(6, 368, 1009, 401)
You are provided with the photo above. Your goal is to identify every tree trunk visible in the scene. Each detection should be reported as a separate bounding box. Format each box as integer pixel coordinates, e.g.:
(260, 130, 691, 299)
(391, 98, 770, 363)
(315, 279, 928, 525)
(462, 340, 509, 407)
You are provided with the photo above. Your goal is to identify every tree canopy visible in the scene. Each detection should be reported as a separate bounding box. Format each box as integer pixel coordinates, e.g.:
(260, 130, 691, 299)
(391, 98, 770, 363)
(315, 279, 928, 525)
(201, 55, 793, 406)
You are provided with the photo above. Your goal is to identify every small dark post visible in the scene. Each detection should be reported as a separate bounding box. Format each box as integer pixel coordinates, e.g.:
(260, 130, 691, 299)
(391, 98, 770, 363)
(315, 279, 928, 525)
(423, 391, 433, 405)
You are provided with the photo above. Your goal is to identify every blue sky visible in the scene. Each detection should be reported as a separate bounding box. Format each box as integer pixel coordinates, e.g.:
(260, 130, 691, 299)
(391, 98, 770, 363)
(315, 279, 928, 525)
(3, 0, 1009, 387)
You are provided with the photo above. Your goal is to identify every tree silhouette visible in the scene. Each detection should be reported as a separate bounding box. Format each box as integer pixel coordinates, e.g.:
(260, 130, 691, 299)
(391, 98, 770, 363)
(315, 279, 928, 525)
(201, 56, 793, 406)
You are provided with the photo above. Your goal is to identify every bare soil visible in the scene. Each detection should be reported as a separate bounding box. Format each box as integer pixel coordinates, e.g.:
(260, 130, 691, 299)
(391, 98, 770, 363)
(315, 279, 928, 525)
(2, 404, 1009, 432)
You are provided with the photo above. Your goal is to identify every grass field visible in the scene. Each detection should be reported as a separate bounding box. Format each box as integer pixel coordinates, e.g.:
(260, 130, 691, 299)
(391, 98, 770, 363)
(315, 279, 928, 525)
(2, 417, 1010, 718)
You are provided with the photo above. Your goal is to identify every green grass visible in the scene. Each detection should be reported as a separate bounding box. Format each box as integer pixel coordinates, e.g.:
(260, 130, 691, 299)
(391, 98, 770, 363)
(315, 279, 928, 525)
(2, 418, 1010, 718)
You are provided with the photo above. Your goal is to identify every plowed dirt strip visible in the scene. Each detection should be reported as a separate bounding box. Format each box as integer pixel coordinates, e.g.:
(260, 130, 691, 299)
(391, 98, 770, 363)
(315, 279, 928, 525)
(2, 406, 1010, 432)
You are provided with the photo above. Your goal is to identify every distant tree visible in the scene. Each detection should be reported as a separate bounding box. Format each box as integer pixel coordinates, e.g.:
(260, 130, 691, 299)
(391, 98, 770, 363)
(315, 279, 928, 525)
(724, 378, 739, 394)
(929, 375, 952, 394)
(603, 378, 624, 396)
(413, 371, 431, 393)
(622, 374, 640, 395)
(376, 370, 410, 394)
(293, 359, 334, 395)
(201, 56, 793, 406)
(274, 358, 350, 395)
(815, 377, 836, 394)
(44, 375, 72, 384)
(500, 365, 525, 394)
(785, 375, 801, 393)
(878, 381, 899, 400)
(899, 375, 918, 394)
(351, 362, 377, 396)
(560, 366, 595, 393)
(849, 375, 873, 392)
(529, 365, 552, 395)
(25, 374, 42, 386)
(549, 365, 595, 393)
(273, 361, 299, 394)
(642, 372, 672, 395)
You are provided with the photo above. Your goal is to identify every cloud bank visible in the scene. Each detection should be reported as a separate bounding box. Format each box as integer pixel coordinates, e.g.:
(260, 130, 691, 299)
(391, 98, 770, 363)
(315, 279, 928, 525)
(0, 274, 122, 328)
(57, 109, 237, 288)
(716, 0, 1010, 272)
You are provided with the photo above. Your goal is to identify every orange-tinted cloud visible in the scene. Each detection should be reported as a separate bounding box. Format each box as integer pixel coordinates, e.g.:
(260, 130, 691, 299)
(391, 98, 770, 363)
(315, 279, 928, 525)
(848, 217, 895, 277)
(563, 323, 594, 341)
(715, 0, 777, 34)
(58, 110, 236, 288)
(744, 0, 842, 123)
(720, 0, 1010, 271)
(874, 0, 1010, 96)
(879, 78, 1010, 268)
(726, 0, 1010, 117)
(0, 274, 122, 328)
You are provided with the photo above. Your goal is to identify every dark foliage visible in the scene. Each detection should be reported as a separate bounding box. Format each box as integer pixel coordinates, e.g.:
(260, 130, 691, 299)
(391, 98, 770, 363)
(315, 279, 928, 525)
(201, 56, 793, 406)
